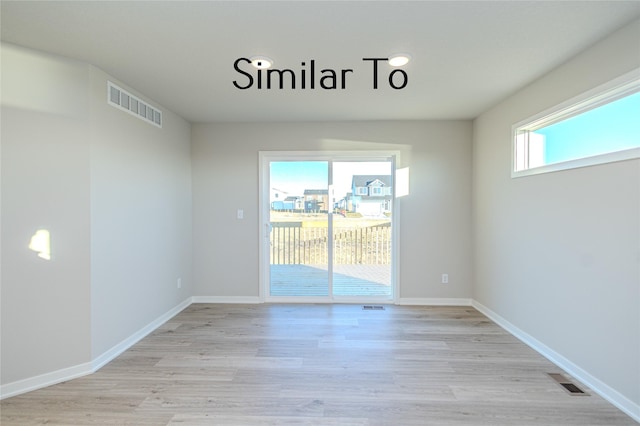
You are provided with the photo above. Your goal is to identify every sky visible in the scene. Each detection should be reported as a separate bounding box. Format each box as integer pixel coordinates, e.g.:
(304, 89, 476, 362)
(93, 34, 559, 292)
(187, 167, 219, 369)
(536, 90, 640, 164)
(270, 160, 392, 202)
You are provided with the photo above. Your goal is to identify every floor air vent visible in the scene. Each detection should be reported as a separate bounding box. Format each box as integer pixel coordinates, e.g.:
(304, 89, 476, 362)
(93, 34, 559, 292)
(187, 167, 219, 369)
(548, 373, 589, 396)
(108, 81, 162, 128)
(362, 305, 385, 310)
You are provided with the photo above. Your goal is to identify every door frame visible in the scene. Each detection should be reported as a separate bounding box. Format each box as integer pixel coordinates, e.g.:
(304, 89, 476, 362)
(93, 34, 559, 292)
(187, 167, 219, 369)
(259, 150, 401, 303)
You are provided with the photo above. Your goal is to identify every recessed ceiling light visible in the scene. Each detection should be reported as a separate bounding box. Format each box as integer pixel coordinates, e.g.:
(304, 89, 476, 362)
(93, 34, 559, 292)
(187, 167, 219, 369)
(388, 54, 411, 67)
(250, 56, 273, 69)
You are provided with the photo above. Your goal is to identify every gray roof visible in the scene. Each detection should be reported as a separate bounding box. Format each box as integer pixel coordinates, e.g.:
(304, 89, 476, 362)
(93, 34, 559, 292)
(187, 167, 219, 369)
(351, 175, 392, 187)
(304, 189, 328, 195)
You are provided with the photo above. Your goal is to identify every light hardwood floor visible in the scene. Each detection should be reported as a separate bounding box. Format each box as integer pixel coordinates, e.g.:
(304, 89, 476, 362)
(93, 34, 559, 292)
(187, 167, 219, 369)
(1, 304, 636, 425)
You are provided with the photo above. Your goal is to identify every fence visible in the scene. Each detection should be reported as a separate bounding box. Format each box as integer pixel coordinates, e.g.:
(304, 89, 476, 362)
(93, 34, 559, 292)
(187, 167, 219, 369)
(270, 222, 391, 265)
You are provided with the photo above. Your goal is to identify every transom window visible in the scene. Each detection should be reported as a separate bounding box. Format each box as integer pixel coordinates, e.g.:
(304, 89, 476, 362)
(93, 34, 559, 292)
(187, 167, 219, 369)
(512, 71, 640, 177)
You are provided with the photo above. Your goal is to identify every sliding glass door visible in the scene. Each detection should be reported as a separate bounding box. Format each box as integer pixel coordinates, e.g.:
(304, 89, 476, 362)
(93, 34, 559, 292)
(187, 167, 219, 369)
(268, 160, 330, 297)
(260, 152, 396, 301)
(331, 161, 392, 297)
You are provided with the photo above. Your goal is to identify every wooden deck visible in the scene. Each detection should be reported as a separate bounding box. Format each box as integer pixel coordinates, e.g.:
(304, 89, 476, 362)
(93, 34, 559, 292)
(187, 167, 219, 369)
(270, 264, 391, 297)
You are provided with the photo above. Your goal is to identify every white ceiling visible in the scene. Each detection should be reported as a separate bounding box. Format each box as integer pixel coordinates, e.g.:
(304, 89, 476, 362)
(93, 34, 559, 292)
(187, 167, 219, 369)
(2, 1, 639, 123)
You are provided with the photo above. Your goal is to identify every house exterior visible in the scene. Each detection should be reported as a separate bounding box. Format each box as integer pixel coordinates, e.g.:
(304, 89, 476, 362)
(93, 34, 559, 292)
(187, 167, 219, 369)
(303, 189, 328, 213)
(334, 192, 354, 214)
(270, 187, 289, 203)
(271, 188, 305, 211)
(350, 175, 392, 216)
(272, 196, 300, 211)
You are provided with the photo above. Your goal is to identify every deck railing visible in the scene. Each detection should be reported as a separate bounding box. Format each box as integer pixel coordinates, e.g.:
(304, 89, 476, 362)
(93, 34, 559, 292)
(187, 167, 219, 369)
(270, 222, 391, 265)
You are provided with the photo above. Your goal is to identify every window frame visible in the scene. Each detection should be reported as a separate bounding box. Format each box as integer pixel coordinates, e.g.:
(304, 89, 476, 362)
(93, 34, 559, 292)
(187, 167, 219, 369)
(511, 69, 640, 178)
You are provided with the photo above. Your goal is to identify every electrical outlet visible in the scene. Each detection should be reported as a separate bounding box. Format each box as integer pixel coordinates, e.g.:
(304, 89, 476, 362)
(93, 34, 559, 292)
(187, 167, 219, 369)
(237, 209, 244, 219)
(177, 278, 182, 289)
(441, 273, 449, 284)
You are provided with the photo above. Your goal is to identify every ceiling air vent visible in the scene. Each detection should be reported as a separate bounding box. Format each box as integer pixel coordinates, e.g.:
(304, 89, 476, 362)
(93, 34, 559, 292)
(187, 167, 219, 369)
(107, 81, 162, 128)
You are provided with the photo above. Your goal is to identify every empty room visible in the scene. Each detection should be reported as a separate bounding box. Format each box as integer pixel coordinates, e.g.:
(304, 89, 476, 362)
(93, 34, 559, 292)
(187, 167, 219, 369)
(1, 1, 639, 424)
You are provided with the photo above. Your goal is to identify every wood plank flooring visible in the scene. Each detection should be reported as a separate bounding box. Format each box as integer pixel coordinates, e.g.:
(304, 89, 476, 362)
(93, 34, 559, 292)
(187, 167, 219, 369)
(1, 304, 636, 425)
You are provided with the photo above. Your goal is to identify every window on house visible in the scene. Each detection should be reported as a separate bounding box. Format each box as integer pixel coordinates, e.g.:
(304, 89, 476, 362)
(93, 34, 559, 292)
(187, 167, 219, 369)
(356, 187, 368, 195)
(371, 187, 383, 195)
(512, 72, 640, 177)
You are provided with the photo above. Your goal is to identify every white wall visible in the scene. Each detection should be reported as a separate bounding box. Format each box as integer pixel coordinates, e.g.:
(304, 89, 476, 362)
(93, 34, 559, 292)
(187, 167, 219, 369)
(0, 43, 193, 391)
(89, 69, 193, 358)
(1, 44, 92, 385)
(473, 19, 640, 413)
(191, 121, 473, 301)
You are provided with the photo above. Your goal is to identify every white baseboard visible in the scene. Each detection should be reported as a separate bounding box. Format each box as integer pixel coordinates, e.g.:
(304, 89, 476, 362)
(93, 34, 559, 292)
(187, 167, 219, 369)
(0, 361, 93, 400)
(472, 300, 640, 423)
(396, 297, 472, 306)
(91, 296, 192, 371)
(0, 296, 193, 400)
(192, 296, 262, 304)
